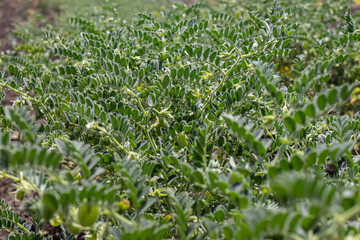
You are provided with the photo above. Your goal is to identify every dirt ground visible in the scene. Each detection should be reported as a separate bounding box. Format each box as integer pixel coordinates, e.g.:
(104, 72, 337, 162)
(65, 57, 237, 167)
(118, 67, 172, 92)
(0, 0, 19, 51)
(0, 179, 63, 239)
(0, 0, 22, 113)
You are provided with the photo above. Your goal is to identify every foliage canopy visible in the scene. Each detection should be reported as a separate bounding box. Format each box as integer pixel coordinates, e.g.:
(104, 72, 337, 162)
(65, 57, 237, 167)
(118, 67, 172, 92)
(1, 0, 360, 239)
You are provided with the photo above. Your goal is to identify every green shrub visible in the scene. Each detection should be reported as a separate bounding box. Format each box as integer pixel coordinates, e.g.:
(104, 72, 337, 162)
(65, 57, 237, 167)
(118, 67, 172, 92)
(1, 0, 360, 239)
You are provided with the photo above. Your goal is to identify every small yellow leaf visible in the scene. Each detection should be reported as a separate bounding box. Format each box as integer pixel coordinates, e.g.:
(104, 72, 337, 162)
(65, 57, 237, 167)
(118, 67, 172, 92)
(163, 214, 173, 223)
(200, 71, 213, 78)
(313, 1, 322, 6)
(191, 90, 202, 98)
(349, 98, 358, 104)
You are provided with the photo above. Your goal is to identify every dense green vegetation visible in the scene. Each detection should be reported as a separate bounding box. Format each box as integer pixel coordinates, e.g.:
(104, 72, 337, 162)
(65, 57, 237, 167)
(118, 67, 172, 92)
(1, 0, 360, 239)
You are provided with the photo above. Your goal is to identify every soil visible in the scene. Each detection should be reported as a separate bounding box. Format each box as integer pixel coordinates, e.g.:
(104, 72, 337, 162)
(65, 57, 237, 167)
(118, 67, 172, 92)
(0, 179, 63, 239)
(0, 0, 18, 51)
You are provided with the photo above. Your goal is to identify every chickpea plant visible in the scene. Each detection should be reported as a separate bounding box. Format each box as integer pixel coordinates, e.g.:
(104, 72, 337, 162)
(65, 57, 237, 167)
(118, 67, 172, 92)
(1, 0, 360, 239)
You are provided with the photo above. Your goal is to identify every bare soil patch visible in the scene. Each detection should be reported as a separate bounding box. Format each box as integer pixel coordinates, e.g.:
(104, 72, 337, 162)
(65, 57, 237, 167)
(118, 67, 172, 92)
(0, 0, 20, 51)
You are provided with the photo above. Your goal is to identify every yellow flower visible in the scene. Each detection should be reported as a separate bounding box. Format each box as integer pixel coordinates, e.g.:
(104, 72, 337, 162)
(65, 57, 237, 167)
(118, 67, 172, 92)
(192, 90, 202, 98)
(355, 0, 360, 5)
(137, 83, 143, 91)
(200, 71, 213, 78)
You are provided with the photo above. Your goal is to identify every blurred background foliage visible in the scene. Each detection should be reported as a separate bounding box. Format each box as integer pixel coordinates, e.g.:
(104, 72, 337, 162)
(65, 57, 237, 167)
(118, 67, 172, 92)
(4, 0, 360, 107)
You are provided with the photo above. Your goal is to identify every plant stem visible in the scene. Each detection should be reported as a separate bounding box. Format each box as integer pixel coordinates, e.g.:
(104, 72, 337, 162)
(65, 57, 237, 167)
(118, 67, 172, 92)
(0, 82, 55, 123)
(123, 87, 157, 153)
(92, 123, 129, 154)
(0, 171, 40, 194)
(321, 203, 360, 238)
(0, 171, 19, 182)
(195, 191, 201, 222)
(2, 219, 31, 234)
(106, 208, 135, 227)
(200, 39, 275, 115)
(200, 55, 242, 114)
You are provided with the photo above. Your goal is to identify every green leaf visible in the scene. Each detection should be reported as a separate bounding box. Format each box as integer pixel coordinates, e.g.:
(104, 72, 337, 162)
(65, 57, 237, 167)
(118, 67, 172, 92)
(163, 75, 170, 88)
(283, 117, 296, 132)
(316, 94, 327, 110)
(42, 193, 58, 220)
(272, 26, 278, 38)
(100, 111, 107, 123)
(305, 152, 317, 166)
(209, 52, 217, 63)
(291, 155, 303, 171)
(185, 45, 193, 57)
(171, 68, 177, 79)
(203, 48, 211, 60)
(190, 69, 197, 81)
(293, 110, 306, 125)
(341, 85, 349, 100)
(318, 149, 329, 164)
(304, 104, 316, 118)
(327, 88, 338, 105)
(192, 128, 207, 169)
(254, 140, 266, 156)
(110, 114, 118, 130)
(1, 132, 10, 145)
(8, 65, 15, 75)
